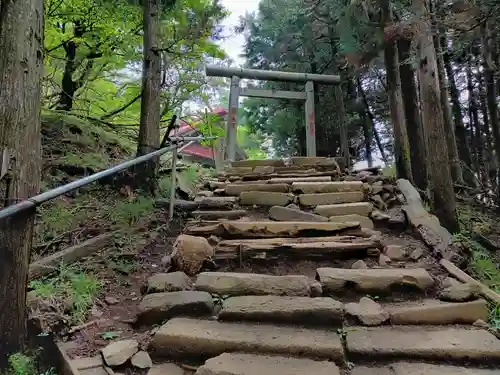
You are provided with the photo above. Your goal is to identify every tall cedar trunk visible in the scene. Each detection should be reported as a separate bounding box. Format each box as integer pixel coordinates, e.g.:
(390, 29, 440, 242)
(358, 78, 388, 165)
(136, 0, 162, 194)
(477, 71, 494, 183)
(397, 39, 428, 190)
(481, 22, 500, 195)
(432, 15, 463, 184)
(413, 0, 459, 232)
(0, 0, 43, 367)
(380, 0, 412, 181)
(466, 60, 484, 184)
(443, 45, 475, 186)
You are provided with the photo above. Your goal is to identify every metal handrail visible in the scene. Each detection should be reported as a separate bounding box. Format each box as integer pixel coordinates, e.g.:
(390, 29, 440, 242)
(0, 142, 186, 220)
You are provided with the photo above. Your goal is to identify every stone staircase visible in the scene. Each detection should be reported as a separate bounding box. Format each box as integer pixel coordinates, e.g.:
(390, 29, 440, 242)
(70, 157, 500, 375)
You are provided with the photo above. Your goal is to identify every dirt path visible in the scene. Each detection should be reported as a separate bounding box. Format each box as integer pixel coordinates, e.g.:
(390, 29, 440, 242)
(58, 158, 500, 375)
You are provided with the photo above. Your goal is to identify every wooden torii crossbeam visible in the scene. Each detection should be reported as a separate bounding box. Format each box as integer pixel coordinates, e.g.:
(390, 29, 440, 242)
(205, 65, 347, 162)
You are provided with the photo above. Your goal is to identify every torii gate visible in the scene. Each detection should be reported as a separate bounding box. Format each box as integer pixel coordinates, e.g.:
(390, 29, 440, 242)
(205, 65, 347, 163)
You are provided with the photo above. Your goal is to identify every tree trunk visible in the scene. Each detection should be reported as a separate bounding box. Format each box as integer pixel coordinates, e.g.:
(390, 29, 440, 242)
(358, 79, 388, 165)
(0, 0, 43, 368)
(481, 22, 500, 196)
(413, 0, 459, 232)
(397, 38, 427, 190)
(136, 0, 162, 194)
(466, 60, 484, 184)
(443, 45, 475, 186)
(432, 19, 463, 184)
(477, 70, 494, 184)
(380, 0, 412, 181)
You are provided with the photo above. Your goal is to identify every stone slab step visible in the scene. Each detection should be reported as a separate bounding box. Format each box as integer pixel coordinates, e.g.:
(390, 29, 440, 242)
(388, 299, 488, 325)
(346, 326, 500, 362)
(225, 183, 289, 196)
(329, 214, 374, 229)
(316, 268, 434, 292)
(268, 176, 332, 184)
(351, 362, 500, 375)
(268, 206, 328, 222)
(219, 295, 343, 325)
(185, 220, 361, 239)
(195, 272, 316, 297)
(232, 160, 285, 167)
(292, 181, 363, 194)
(136, 291, 214, 326)
(299, 192, 365, 206)
(239, 191, 295, 206)
(315, 202, 374, 217)
(195, 353, 340, 375)
(152, 318, 344, 362)
(191, 210, 247, 220)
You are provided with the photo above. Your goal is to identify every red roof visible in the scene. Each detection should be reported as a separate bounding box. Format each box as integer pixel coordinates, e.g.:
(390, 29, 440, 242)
(173, 109, 227, 161)
(180, 143, 214, 159)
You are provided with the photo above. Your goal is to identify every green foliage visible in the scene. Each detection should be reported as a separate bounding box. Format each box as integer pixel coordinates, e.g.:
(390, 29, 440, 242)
(7, 353, 36, 375)
(455, 206, 500, 328)
(107, 196, 155, 226)
(29, 264, 101, 324)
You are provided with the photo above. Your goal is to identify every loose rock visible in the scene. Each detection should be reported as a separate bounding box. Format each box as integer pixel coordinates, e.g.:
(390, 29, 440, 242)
(148, 363, 184, 375)
(105, 296, 120, 305)
(379, 254, 391, 266)
(171, 235, 214, 276)
(370, 210, 390, 222)
(142, 272, 192, 294)
(130, 351, 152, 369)
(409, 248, 423, 261)
(439, 283, 480, 302)
(101, 339, 139, 367)
(473, 319, 489, 328)
(345, 297, 389, 326)
(384, 245, 406, 261)
(351, 260, 368, 269)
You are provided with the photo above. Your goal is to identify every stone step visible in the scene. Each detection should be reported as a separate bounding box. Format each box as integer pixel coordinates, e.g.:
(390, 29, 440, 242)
(316, 267, 434, 293)
(239, 191, 295, 206)
(299, 192, 365, 206)
(329, 214, 374, 229)
(268, 206, 328, 222)
(351, 362, 500, 375)
(195, 272, 318, 297)
(218, 295, 343, 325)
(315, 202, 374, 217)
(269, 176, 332, 184)
(292, 181, 363, 194)
(136, 291, 214, 326)
(185, 220, 361, 239)
(388, 299, 488, 325)
(151, 318, 344, 362)
(346, 326, 500, 362)
(195, 353, 340, 375)
(232, 160, 285, 167)
(225, 183, 289, 196)
(191, 210, 247, 220)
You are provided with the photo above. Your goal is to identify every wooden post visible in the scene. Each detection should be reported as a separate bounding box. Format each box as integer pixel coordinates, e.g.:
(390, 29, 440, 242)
(226, 76, 240, 162)
(304, 81, 316, 157)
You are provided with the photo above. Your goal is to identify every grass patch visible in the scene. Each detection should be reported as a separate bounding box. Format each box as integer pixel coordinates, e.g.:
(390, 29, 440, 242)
(59, 152, 111, 171)
(6, 352, 56, 375)
(29, 264, 101, 325)
(455, 205, 500, 328)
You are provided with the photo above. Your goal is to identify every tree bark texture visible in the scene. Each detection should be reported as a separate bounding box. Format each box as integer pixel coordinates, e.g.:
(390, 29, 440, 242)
(380, 0, 412, 181)
(443, 45, 475, 186)
(397, 39, 428, 190)
(0, 0, 43, 367)
(413, 0, 459, 232)
(481, 22, 500, 197)
(136, 0, 162, 194)
(433, 24, 463, 184)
